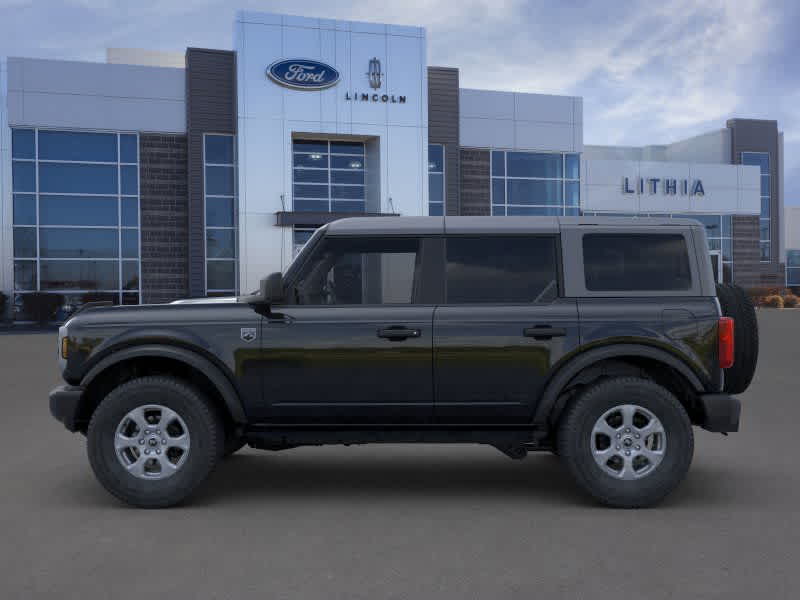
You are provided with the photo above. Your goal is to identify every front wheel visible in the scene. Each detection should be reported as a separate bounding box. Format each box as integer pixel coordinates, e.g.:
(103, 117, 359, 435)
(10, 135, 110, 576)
(87, 376, 223, 508)
(557, 377, 694, 508)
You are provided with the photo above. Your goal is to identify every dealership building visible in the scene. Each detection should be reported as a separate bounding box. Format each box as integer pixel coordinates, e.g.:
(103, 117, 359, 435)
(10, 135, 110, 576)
(0, 10, 787, 318)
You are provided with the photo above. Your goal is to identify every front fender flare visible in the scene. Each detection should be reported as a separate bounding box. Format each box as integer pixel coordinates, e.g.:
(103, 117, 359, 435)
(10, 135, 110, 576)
(81, 344, 247, 424)
(533, 344, 706, 427)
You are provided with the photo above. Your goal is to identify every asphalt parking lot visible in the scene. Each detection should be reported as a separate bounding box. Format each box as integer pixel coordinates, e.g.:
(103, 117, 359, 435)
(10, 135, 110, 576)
(1, 310, 798, 599)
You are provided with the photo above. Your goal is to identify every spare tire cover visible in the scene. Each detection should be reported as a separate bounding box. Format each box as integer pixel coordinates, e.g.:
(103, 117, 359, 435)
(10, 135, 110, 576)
(716, 283, 759, 394)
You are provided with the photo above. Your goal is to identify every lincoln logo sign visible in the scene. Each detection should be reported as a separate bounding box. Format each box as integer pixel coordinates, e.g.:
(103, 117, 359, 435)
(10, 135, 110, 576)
(266, 59, 340, 90)
(623, 177, 705, 196)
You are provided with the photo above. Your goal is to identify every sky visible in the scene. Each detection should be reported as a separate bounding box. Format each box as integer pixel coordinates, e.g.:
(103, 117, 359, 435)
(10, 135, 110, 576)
(1, 0, 798, 201)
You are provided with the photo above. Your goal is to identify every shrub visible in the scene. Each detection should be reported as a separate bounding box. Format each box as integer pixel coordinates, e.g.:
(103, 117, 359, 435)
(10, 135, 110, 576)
(782, 294, 799, 308)
(763, 295, 784, 309)
(21, 292, 64, 324)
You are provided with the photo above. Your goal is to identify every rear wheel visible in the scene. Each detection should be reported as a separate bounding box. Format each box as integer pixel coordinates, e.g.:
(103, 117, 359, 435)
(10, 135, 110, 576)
(87, 376, 223, 508)
(557, 377, 694, 508)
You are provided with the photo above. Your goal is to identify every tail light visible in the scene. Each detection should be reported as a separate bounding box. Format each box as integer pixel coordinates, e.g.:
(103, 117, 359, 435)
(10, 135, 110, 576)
(718, 317, 734, 369)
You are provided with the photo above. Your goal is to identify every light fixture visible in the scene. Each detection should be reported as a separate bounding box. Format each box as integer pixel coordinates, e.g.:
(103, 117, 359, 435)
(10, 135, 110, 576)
(310, 153, 322, 160)
(349, 160, 362, 169)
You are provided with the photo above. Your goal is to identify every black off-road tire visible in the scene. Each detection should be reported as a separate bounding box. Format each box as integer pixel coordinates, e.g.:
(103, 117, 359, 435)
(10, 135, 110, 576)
(716, 283, 759, 394)
(557, 377, 694, 508)
(87, 376, 223, 508)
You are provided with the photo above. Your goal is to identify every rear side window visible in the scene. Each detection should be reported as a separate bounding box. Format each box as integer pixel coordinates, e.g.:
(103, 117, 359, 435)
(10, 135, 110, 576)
(583, 234, 691, 291)
(445, 236, 558, 303)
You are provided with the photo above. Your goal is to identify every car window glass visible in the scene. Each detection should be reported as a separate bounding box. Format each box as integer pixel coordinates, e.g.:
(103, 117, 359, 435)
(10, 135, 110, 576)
(292, 237, 420, 305)
(583, 234, 691, 291)
(445, 236, 558, 303)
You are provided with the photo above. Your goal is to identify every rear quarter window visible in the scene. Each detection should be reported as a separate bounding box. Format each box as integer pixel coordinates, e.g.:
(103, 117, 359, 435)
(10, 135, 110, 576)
(582, 234, 691, 292)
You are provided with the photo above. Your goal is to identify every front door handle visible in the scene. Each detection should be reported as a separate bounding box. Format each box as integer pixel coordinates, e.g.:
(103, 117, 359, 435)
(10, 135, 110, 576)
(523, 326, 567, 340)
(377, 326, 421, 341)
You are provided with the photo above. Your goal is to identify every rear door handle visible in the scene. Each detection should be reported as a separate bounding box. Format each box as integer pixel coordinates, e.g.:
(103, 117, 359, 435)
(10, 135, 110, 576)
(523, 326, 567, 340)
(377, 326, 421, 341)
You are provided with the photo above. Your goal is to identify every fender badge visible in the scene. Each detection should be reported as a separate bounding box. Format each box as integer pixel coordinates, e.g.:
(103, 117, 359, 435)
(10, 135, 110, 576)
(240, 328, 257, 343)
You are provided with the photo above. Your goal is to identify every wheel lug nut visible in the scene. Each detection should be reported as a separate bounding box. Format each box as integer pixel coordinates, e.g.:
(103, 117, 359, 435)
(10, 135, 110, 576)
(625, 450, 631, 456)
(162, 439, 167, 444)
(138, 439, 144, 445)
(615, 433, 621, 439)
(144, 449, 150, 455)
(156, 449, 161, 455)
(615, 445, 621, 450)
(635, 433, 640, 439)
(157, 430, 161, 434)
(625, 428, 631, 433)
(635, 445, 641, 450)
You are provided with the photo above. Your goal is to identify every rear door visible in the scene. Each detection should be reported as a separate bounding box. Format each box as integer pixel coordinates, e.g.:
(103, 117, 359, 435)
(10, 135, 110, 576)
(433, 235, 579, 423)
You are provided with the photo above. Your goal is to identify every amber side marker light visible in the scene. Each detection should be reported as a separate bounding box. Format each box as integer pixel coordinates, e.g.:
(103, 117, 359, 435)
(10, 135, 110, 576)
(61, 337, 69, 360)
(718, 317, 734, 369)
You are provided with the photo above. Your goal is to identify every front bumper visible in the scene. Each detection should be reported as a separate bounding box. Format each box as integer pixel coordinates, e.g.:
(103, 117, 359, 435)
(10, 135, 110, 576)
(698, 393, 741, 433)
(49, 385, 86, 432)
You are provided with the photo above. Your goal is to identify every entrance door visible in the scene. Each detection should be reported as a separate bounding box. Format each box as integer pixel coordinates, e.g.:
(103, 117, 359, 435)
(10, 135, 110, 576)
(709, 250, 722, 283)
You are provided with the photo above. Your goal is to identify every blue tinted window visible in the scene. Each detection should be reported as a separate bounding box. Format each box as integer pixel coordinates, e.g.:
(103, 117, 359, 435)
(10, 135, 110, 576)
(761, 197, 770, 217)
(293, 229, 315, 246)
(332, 170, 364, 185)
(122, 229, 139, 258)
(691, 215, 721, 235)
(14, 261, 37, 291)
(331, 156, 363, 169)
(40, 195, 118, 226)
(40, 260, 119, 291)
(565, 206, 580, 216)
(742, 152, 769, 174)
(205, 135, 234, 164)
(38, 131, 117, 162)
(760, 175, 770, 197)
(330, 141, 364, 155)
(294, 184, 329, 199)
(13, 228, 37, 258)
(294, 153, 329, 168)
(121, 165, 138, 195)
(491, 151, 505, 177)
(492, 179, 505, 204)
(12, 161, 36, 192)
(787, 250, 800, 268)
(39, 163, 118, 194)
(507, 152, 562, 178)
(507, 205, 562, 216)
(428, 145, 444, 172)
(206, 166, 235, 195)
(429, 174, 444, 204)
(121, 198, 139, 226)
(429, 202, 443, 216)
(565, 181, 580, 207)
(294, 169, 329, 184)
(492, 205, 506, 216)
(721, 215, 732, 237)
(507, 180, 562, 205)
(206, 197, 234, 227)
(332, 200, 366, 213)
(722, 239, 732, 261)
(207, 260, 236, 290)
(12, 129, 35, 159)
(293, 140, 328, 154)
(331, 185, 364, 200)
(40, 228, 118, 258)
(206, 229, 236, 259)
(122, 261, 139, 290)
(120, 135, 138, 163)
(565, 154, 580, 179)
(13, 194, 36, 225)
(294, 199, 329, 212)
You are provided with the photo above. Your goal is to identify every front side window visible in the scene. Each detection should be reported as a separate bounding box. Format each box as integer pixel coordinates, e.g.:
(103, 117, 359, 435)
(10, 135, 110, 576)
(445, 236, 558, 304)
(291, 237, 420, 305)
(583, 234, 691, 292)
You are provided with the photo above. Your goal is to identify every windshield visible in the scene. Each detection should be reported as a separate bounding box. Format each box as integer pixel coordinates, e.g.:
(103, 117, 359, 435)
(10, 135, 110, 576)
(282, 225, 328, 284)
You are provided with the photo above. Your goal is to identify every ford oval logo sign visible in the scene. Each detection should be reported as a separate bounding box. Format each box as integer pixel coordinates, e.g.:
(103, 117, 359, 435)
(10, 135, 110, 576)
(267, 59, 340, 90)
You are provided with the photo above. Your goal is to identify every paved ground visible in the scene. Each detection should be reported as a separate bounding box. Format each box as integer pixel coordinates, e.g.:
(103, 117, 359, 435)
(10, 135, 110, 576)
(1, 310, 798, 599)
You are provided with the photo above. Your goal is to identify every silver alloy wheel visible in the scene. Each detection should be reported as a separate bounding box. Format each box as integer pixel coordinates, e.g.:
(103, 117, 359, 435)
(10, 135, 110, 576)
(590, 404, 666, 480)
(114, 405, 191, 480)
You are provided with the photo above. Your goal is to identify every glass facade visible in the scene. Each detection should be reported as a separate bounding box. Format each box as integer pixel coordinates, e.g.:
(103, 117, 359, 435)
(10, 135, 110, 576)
(428, 144, 444, 216)
(11, 128, 140, 319)
(491, 151, 580, 216)
(292, 140, 366, 213)
(742, 152, 771, 261)
(787, 250, 800, 287)
(582, 212, 733, 283)
(204, 134, 238, 295)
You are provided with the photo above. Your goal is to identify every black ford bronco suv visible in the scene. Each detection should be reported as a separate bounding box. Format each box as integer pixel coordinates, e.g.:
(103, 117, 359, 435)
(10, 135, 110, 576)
(50, 216, 758, 508)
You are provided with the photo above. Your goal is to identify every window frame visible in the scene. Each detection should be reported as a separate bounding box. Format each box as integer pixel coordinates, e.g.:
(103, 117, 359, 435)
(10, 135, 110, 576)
(203, 133, 238, 296)
(440, 234, 562, 306)
(284, 235, 428, 306)
(428, 143, 445, 216)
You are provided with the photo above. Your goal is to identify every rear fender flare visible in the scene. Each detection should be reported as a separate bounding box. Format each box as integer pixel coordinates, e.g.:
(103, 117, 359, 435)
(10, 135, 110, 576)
(533, 344, 706, 427)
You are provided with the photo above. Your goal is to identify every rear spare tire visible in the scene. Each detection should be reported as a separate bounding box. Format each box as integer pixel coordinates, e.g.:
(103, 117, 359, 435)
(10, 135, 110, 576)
(716, 283, 759, 394)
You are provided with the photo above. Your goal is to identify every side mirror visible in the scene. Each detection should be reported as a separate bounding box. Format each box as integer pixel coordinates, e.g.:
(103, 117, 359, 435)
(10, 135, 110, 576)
(239, 272, 284, 305)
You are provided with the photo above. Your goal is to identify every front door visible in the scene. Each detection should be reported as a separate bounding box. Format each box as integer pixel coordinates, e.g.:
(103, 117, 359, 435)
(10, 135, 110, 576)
(433, 235, 580, 423)
(250, 235, 435, 424)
